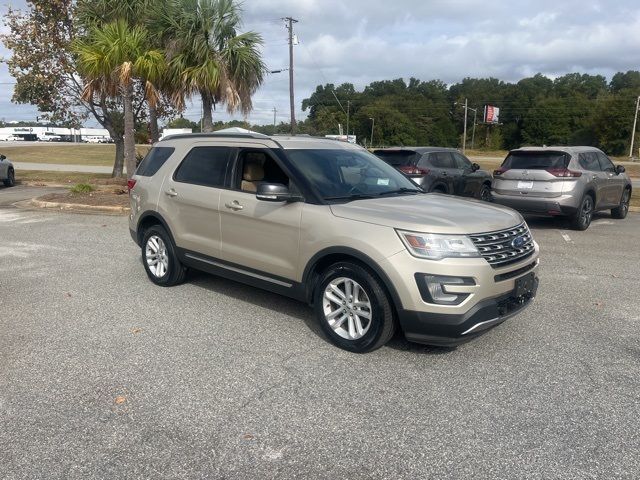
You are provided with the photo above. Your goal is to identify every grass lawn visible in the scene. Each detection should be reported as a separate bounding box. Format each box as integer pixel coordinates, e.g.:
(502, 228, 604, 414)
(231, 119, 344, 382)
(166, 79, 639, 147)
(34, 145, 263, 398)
(2, 144, 151, 166)
(16, 170, 118, 185)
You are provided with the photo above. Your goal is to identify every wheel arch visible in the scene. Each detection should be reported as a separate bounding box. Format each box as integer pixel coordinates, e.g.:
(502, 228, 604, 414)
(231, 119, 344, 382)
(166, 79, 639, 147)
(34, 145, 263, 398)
(302, 247, 403, 311)
(136, 211, 176, 247)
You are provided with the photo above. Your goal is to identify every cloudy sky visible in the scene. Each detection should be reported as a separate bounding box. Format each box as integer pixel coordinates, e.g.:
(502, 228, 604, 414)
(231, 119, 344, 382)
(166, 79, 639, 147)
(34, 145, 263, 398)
(1, 0, 640, 126)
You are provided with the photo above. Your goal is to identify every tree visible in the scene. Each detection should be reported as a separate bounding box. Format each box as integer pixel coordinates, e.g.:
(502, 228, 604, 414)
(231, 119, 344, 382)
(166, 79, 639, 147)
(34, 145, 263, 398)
(74, 20, 166, 177)
(153, 0, 266, 132)
(1, 0, 153, 176)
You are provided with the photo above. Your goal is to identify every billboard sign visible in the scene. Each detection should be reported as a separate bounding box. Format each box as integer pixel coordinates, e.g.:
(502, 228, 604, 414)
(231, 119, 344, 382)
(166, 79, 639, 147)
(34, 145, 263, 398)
(484, 105, 500, 124)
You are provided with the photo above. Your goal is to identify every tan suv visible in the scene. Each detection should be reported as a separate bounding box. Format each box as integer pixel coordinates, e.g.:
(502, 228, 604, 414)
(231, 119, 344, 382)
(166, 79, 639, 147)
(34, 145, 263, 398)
(129, 133, 539, 352)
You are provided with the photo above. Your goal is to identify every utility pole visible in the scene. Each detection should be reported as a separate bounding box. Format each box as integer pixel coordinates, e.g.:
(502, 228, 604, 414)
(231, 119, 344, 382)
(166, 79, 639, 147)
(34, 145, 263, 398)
(346, 101, 350, 139)
(462, 98, 468, 153)
(283, 16, 298, 134)
(630, 95, 640, 158)
(273, 107, 277, 134)
(468, 107, 478, 150)
(369, 117, 375, 148)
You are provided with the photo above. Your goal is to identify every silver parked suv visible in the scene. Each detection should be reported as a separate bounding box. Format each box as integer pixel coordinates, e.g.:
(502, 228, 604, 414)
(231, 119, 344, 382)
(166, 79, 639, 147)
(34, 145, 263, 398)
(129, 133, 539, 352)
(492, 146, 632, 230)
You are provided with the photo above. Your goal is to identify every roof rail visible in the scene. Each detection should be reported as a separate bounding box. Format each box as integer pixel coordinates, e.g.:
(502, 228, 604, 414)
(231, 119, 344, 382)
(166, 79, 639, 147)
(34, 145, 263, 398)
(161, 132, 270, 141)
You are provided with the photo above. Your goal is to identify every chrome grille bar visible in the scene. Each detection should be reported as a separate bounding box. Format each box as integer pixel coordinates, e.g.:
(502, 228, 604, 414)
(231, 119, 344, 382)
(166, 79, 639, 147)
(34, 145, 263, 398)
(470, 223, 535, 268)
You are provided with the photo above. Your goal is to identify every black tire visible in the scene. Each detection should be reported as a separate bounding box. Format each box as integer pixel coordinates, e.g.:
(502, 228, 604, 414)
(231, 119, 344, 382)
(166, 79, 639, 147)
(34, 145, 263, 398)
(141, 225, 186, 286)
(314, 261, 395, 353)
(3, 169, 15, 187)
(569, 194, 594, 230)
(430, 186, 447, 194)
(479, 184, 492, 202)
(611, 188, 631, 219)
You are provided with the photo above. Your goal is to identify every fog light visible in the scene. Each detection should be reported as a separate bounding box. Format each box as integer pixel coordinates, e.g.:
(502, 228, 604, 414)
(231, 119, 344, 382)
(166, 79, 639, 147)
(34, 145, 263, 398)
(417, 274, 475, 305)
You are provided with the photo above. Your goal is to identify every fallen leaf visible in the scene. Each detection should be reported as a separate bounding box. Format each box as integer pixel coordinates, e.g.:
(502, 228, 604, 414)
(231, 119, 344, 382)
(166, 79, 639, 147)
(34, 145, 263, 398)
(594, 301, 603, 307)
(114, 396, 126, 405)
(242, 433, 254, 441)
(131, 327, 143, 335)
(65, 292, 72, 298)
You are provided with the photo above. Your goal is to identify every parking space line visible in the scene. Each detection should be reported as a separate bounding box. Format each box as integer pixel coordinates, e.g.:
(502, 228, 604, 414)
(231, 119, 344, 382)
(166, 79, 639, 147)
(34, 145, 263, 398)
(560, 232, 574, 244)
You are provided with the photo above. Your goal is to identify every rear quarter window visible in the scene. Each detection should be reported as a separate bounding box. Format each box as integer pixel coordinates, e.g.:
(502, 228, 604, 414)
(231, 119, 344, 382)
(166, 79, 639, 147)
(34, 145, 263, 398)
(136, 147, 175, 176)
(503, 152, 569, 170)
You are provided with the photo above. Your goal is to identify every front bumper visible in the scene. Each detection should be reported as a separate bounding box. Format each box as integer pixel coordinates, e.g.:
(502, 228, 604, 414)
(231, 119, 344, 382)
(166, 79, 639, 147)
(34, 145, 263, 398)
(491, 192, 578, 216)
(398, 276, 538, 346)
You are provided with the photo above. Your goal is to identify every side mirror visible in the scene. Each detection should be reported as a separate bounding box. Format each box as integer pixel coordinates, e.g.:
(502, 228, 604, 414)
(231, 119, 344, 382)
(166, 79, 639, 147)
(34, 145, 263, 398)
(471, 162, 480, 172)
(256, 183, 301, 202)
(615, 165, 626, 175)
(0, 155, 5, 161)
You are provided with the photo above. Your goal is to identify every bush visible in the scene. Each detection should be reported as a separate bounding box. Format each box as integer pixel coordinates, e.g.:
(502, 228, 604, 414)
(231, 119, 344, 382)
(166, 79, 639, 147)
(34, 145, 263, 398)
(69, 183, 95, 194)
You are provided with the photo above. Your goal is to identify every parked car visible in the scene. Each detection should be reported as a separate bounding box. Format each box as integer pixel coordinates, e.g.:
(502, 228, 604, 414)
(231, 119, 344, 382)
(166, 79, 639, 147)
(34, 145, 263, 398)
(129, 133, 539, 352)
(0, 135, 22, 142)
(0, 154, 15, 187)
(373, 147, 493, 200)
(491, 146, 632, 230)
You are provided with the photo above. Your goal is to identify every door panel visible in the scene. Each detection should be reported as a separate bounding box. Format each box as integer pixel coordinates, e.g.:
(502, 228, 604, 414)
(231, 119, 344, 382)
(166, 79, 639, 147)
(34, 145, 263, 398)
(597, 152, 625, 206)
(157, 145, 231, 258)
(452, 152, 481, 197)
(428, 152, 457, 193)
(219, 191, 303, 280)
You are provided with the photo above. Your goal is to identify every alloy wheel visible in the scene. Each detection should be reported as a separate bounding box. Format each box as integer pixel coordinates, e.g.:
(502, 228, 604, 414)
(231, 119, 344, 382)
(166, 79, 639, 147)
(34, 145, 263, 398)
(145, 235, 169, 278)
(581, 196, 593, 227)
(621, 190, 630, 216)
(322, 277, 372, 340)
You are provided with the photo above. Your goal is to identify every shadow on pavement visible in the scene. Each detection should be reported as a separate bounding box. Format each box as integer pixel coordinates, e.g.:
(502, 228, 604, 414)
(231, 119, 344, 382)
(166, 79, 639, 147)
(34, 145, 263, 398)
(184, 269, 455, 356)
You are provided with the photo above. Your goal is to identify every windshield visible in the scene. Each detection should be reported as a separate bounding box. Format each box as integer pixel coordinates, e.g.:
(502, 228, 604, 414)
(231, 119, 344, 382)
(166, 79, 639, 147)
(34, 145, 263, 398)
(285, 148, 422, 201)
(502, 151, 570, 170)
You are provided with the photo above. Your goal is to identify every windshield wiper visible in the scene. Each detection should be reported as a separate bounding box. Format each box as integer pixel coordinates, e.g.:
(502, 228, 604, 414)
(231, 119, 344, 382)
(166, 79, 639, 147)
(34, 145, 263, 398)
(324, 193, 377, 201)
(377, 187, 423, 196)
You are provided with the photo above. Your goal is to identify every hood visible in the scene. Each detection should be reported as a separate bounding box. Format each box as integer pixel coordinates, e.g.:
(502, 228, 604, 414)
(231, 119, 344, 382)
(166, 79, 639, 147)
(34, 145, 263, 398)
(330, 193, 523, 234)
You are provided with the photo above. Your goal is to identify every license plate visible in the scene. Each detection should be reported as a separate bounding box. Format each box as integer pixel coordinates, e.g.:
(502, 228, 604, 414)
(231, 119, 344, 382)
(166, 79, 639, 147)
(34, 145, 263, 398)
(517, 181, 534, 189)
(514, 272, 536, 297)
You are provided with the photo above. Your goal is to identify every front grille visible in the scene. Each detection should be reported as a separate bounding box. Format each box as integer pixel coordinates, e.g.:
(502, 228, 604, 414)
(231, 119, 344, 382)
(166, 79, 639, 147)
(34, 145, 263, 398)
(470, 222, 535, 268)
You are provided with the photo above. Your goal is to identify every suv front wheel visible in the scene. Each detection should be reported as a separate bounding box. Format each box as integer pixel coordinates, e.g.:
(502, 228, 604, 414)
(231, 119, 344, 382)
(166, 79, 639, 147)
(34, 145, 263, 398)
(141, 225, 186, 286)
(314, 262, 395, 353)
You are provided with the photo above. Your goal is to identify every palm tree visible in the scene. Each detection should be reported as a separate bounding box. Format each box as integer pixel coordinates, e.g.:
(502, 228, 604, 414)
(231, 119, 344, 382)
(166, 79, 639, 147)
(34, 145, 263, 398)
(74, 20, 166, 177)
(153, 0, 266, 132)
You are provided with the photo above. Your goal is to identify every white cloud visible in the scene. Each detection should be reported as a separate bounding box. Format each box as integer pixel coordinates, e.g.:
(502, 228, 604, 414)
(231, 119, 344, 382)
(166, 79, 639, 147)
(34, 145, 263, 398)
(2, 0, 640, 125)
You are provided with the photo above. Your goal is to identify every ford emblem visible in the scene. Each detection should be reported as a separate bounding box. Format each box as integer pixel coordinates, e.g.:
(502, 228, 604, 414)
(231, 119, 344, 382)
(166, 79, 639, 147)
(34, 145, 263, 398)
(511, 236, 526, 249)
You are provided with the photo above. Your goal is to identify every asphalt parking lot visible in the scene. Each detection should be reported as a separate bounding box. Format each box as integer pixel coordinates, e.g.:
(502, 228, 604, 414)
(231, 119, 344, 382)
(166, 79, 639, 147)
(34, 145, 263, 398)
(1, 191, 639, 479)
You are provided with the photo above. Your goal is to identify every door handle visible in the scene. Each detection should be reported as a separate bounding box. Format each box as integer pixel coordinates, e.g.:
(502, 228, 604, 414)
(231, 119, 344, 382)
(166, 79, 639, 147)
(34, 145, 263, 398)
(441, 171, 448, 176)
(225, 201, 244, 211)
(165, 189, 178, 197)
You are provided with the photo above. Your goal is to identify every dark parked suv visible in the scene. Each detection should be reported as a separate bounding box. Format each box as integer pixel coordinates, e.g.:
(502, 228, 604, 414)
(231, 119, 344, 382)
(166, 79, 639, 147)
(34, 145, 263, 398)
(374, 147, 493, 200)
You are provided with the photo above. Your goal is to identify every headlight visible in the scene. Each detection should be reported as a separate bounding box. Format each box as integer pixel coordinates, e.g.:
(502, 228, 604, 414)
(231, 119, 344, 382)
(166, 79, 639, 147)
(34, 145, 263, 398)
(397, 230, 480, 260)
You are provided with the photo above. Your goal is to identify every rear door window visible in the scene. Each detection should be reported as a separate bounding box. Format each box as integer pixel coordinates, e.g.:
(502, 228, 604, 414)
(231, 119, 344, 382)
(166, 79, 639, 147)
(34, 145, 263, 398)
(578, 153, 601, 171)
(502, 152, 569, 170)
(373, 151, 420, 167)
(431, 152, 455, 168)
(136, 147, 175, 176)
(174, 146, 232, 188)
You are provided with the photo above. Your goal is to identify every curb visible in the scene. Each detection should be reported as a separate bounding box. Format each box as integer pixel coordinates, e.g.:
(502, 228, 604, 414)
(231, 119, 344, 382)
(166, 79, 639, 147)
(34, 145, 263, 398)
(30, 197, 130, 215)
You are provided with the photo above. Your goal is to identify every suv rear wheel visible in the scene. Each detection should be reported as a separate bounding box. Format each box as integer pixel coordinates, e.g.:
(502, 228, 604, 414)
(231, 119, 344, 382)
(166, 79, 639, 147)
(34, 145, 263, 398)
(569, 194, 594, 230)
(3, 168, 14, 187)
(314, 262, 395, 353)
(141, 225, 186, 286)
(611, 188, 631, 219)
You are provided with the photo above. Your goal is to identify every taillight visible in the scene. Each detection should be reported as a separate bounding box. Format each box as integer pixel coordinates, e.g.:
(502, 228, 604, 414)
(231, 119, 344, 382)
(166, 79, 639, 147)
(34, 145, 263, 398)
(399, 166, 430, 175)
(546, 168, 582, 178)
(127, 179, 137, 192)
(493, 167, 509, 176)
